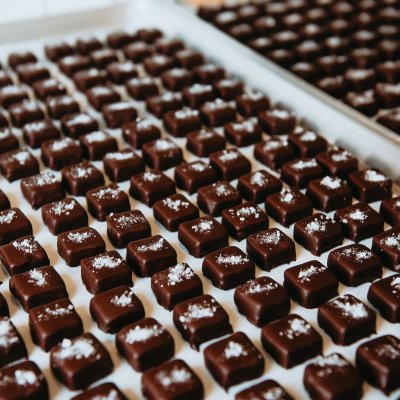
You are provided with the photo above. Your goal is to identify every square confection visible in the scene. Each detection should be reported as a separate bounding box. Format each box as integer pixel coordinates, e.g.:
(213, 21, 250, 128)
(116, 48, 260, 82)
(0, 317, 27, 367)
(9, 265, 68, 311)
(204, 332, 264, 389)
(254, 137, 296, 170)
(316, 147, 358, 179)
(142, 138, 183, 171)
(28, 298, 83, 352)
(71, 383, 127, 400)
(20, 171, 65, 209)
(265, 188, 313, 227)
(294, 213, 344, 256)
(103, 149, 145, 183)
(86, 86, 121, 111)
(258, 108, 296, 135)
(235, 380, 293, 400)
(193, 64, 225, 84)
(0, 208, 32, 245)
(178, 216, 229, 258)
(0, 148, 39, 182)
(46, 95, 80, 119)
(122, 118, 161, 149)
(151, 263, 203, 310)
(209, 148, 251, 181)
(173, 294, 232, 350)
(80, 131, 118, 161)
(200, 98, 236, 127)
(175, 161, 217, 194)
(236, 91, 270, 117)
(32, 78, 67, 101)
(380, 196, 400, 227)
(283, 260, 339, 309)
(107, 61, 138, 84)
(281, 157, 325, 189)
(141, 359, 204, 400)
(42, 198, 88, 235)
(223, 118, 262, 147)
(371, 227, 400, 271)
(41, 137, 84, 170)
(318, 294, 376, 345)
(368, 274, 400, 323)
(116, 317, 175, 372)
(0, 189, 10, 211)
(61, 161, 104, 196)
(0, 86, 29, 109)
(0, 235, 49, 276)
(81, 250, 132, 295)
(0, 129, 19, 155)
(126, 77, 158, 100)
(23, 120, 60, 149)
(107, 210, 151, 248)
(246, 228, 296, 270)
(261, 314, 322, 368)
(143, 54, 175, 77)
(202, 246, 255, 290)
(288, 130, 328, 158)
(155, 37, 185, 55)
(86, 183, 130, 221)
(126, 235, 177, 277)
(102, 101, 137, 129)
(356, 335, 400, 394)
(153, 194, 199, 232)
(9, 100, 44, 128)
(186, 129, 226, 157)
(163, 108, 202, 137)
(58, 55, 91, 77)
(89, 286, 144, 333)
(161, 68, 193, 92)
(327, 244, 382, 286)
(146, 92, 182, 118)
(57, 227, 106, 267)
(50, 333, 113, 390)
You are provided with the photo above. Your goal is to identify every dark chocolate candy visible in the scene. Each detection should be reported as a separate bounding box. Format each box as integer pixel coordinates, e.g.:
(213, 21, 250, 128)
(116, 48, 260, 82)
(107, 31, 135, 48)
(175, 49, 204, 69)
(315, 147, 358, 179)
(123, 42, 152, 63)
(130, 170, 176, 207)
(0, 85, 29, 109)
(328, 244, 382, 286)
(334, 202, 384, 242)
(0, 235, 49, 276)
(106, 210, 151, 248)
(143, 54, 175, 76)
(356, 335, 400, 394)
(86, 86, 121, 111)
(141, 359, 204, 400)
(58, 55, 92, 77)
(202, 246, 255, 290)
(234, 276, 290, 327)
(204, 332, 264, 390)
(247, 228, 296, 270)
(294, 213, 344, 256)
(284, 260, 339, 308)
(46, 95, 80, 119)
(182, 83, 215, 108)
(303, 353, 363, 400)
(0, 293, 9, 317)
(0, 361, 48, 399)
(163, 108, 201, 137)
(29, 298, 83, 352)
(224, 118, 263, 147)
(175, 161, 217, 194)
(281, 157, 325, 189)
(9, 265, 68, 312)
(200, 98, 237, 127)
(214, 78, 244, 101)
(235, 379, 293, 400)
(306, 176, 352, 212)
(116, 317, 175, 371)
(151, 263, 203, 310)
(236, 91, 270, 117)
(186, 129, 226, 157)
(9, 100, 44, 128)
(33, 78, 67, 101)
(8, 51, 37, 69)
(146, 92, 183, 118)
(107, 61, 138, 85)
(81, 250, 132, 295)
(23, 120, 60, 149)
(41, 137, 84, 170)
(0, 148, 39, 182)
(50, 333, 113, 390)
(209, 148, 251, 181)
(258, 108, 296, 135)
(0, 189, 10, 211)
(173, 294, 232, 350)
(288, 130, 328, 158)
(20, 171, 65, 209)
(178, 216, 229, 258)
(90, 48, 118, 69)
(0, 208, 32, 246)
(45, 42, 74, 62)
(261, 314, 322, 368)
(126, 235, 177, 277)
(0, 317, 27, 367)
(153, 193, 199, 232)
(0, 129, 19, 155)
(0, 71, 12, 89)
(348, 169, 392, 203)
(61, 161, 104, 196)
(318, 294, 376, 345)
(122, 118, 161, 149)
(368, 274, 400, 322)
(126, 76, 159, 100)
(155, 37, 185, 55)
(73, 69, 108, 92)
(57, 227, 106, 267)
(254, 136, 297, 170)
(61, 113, 99, 139)
(142, 138, 183, 171)
(380, 196, 400, 227)
(90, 285, 144, 333)
(222, 201, 268, 241)
(371, 227, 400, 271)
(374, 82, 400, 108)
(86, 183, 130, 222)
(161, 68, 193, 92)
(103, 149, 144, 183)
(345, 90, 378, 116)
(80, 131, 118, 161)
(102, 102, 137, 129)
(71, 383, 127, 400)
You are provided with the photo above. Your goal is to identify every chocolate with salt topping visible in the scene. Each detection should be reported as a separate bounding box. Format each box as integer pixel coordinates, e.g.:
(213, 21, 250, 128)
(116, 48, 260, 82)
(0, 129, 19, 155)
(144, 54, 175, 77)
(316, 147, 358, 179)
(126, 235, 177, 277)
(89, 285, 145, 333)
(57, 227, 105, 267)
(318, 294, 376, 345)
(0, 85, 29, 109)
(81, 250, 132, 295)
(284, 260, 339, 309)
(0, 190, 10, 212)
(209, 148, 251, 181)
(182, 83, 216, 108)
(151, 263, 203, 310)
(175, 161, 217, 195)
(175, 48, 204, 69)
(186, 129, 226, 157)
(9, 100, 45, 128)
(224, 118, 263, 147)
(45, 41, 74, 62)
(90, 48, 118, 69)
(234, 276, 290, 327)
(235, 379, 293, 400)
(107, 30, 135, 49)
(141, 359, 204, 400)
(41, 137, 84, 170)
(236, 91, 270, 117)
(126, 76, 159, 100)
(33, 78, 67, 101)
(86, 85, 121, 111)
(103, 148, 145, 183)
(107, 61, 138, 85)
(204, 332, 264, 390)
(368, 274, 400, 323)
(261, 314, 322, 368)
(163, 107, 202, 137)
(0, 317, 27, 367)
(28, 298, 83, 352)
(303, 353, 363, 400)
(102, 101, 138, 129)
(9, 265, 68, 311)
(254, 136, 296, 170)
(80, 131, 118, 161)
(58, 54, 92, 77)
(161, 68, 193, 92)
(155, 37, 185, 55)
(106, 210, 151, 248)
(178, 216, 229, 258)
(73, 68, 108, 92)
(258, 108, 296, 135)
(122, 118, 161, 149)
(281, 157, 325, 189)
(356, 335, 400, 394)
(214, 78, 244, 101)
(200, 98, 237, 127)
(378, 108, 400, 134)
(0, 208, 32, 246)
(50, 333, 113, 390)
(288, 130, 328, 158)
(0, 148, 39, 182)
(194, 63, 225, 84)
(371, 227, 400, 271)
(146, 92, 183, 118)
(61, 113, 99, 139)
(173, 294, 232, 350)
(123, 41, 152, 63)
(142, 138, 183, 171)
(247, 228, 296, 270)
(71, 383, 127, 400)
(46, 95, 80, 119)
(23, 120, 60, 149)
(0, 235, 49, 276)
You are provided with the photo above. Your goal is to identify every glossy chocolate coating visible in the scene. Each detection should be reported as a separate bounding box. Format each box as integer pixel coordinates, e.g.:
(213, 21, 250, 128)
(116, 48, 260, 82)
(224, 118, 263, 147)
(61, 113, 99, 139)
(0, 148, 39, 182)
(0, 317, 27, 367)
(0, 129, 19, 155)
(80, 130, 118, 161)
(23, 120, 60, 149)
(175, 161, 217, 195)
(86, 86, 121, 111)
(107, 61, 138, 85)
(122, 118, 161, 149)
(58, 55, 92, 77)
(142, 138, 183, 171)
(163, 108, 202, 137)
(258, 108, 296, 135)
(315, 147, 358, 179)
(371, 227, 400, 271)
(41, 137, 84, 170)
(281, 157, 325, 189)
(186, 129, 226, 157)
(0, 208, 32, 246)
(73, 68, 107, 92)
(182, 83, 215, 108)
(288, 130, 328, 157)
(0, 85, 29, 109)
(33, 78, 67, 101)
(209, 148, 251, 181)
(9, 100, 44, 127)
(200, 98, 236, 127)
(71, 383, 127, 400)
(235, 379, 293, 400)
(380, 196, 400, 226)
(146, 92, 183, 118)
(102, 102, 137, 129)
(254, 137, 297, 170)
(126, 76, 159, 100)
(236, 91, 270, 117)
(46, 95, 80, 119)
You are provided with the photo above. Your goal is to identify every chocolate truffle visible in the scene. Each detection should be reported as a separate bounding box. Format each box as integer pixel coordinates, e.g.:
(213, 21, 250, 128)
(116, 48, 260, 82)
(122, 118, 161, 149)
(371, 227, 400, 271)
(73, 68, 107, 92)
(315, 147, 358, 179)
(235, 380, 293, 400)
(126, 76, 159, 100)
(103, 149, 144, 183)
(9, 100, 44, 128)
(41, 137, 84, 170)
(107, 61, 138, 85)
(214, 78, 244, 101)
(0, 86, 29, 109)
(23, 120, 60, 149)
(0, 129, 19, 155)
(186, 129, 226, 157)
(0, 208, 32, 246)
(224, 118, 263, 147)
(107, 31, 135, 48)
(161, 68, 193, 92)
(236, 91, 270, 117)
(182, 83, 215, 108)
(142, 138, 183, 171)
(175, 49, 204, 69)
(194, 63, 225, 84)
(0, 148, 39, 182)
(61, 113, 99, 139)
(46, 95, 80, 119)
(318, 294, 376, 345)
(163, 108, 201, 137)
(143, 54, 175, 76)
(0, 317, 27, 367)
(258, 108, 296, 135)
(281, 158, 325, 189)
(102, 102, 137, 129)
(288, 130, 328, 157)
(173, 294, 232, 350)
(33, 78, 67, 101)
(200, 98, 237, 127)
(209, 148, 251, 181)
(45, 42, 74, 61)
(175, 161, 217, 194)
(80, 130, 118, 161)
(146, 92, 183, 118)
(58, 55, 91, 77)
(380, 196, 400, 227)
(254, 137, 297, 170)
(155, 37, 185, 55)
(86, 86, 121, 111)
(90, 48, 118, 69)
(345, 90, 378, 116)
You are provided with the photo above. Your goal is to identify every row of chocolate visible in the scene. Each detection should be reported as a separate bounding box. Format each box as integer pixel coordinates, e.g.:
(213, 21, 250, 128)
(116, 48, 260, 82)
(197, 0, 400, 134)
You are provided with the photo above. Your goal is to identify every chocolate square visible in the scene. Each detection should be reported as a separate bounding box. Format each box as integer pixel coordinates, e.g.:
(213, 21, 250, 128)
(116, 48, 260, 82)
(80, 131, 118, 161)
(254, 137, 296, 170)
(61, 113, 99, 138)
(9, 100, 44, 127)
(32, 78, 67, 101)
(175, 49, 204, 69)
(288, 130, 328, 157)
(0, 85, 29, 109)
(23, 120, 60, 149)
(380, 196, 400, 227)
(163, 108, 202, 137)
(0, 190, 10, 211)
(71, 383, 127, 400)
(142, 138, 183, 171)
(235, 380, 293, 400)
(186, 129, 226, 157)
(102, 102, 138, 129)
(46, 95, 80, 119)
(236, 91, 270, 117)
(0, 208, 32, 246)
(126, 77, 159, 100)
(16, 62, 50, 85)
(58, 55, 91, 76)
(0, 71, 13, 88)
(106, 61, 138, 85)
(41, 137, 84, 170)
(258, 108, 296, 135)
(143, 55, 175, 76)
(200, 98, 237, 127)
(86, 86, 121, 111)
(238, 170, 282, 203)
(224, 118, 263, 147)
(90, 48, 118, 69)
(0, 317, 27, 367)
(0, 129, 19, 155)
(146, 92, 183, 118)
(155, 37, 185, 55)
(8, 51, 37, 69)
(175, 161, 217, 194)
(371, 227, 400, 271)
(209, 148, 251, 181)
(107, 31, 135, 48)
(161, 68, 193, 92)
(193, 63, 225, 84)
(214, 78, 244, 101)
(182, 83, 216, 108)
(281, 157, 325, 189)
(122, 118, 161, 149)
(73, 68, 108, 92)
(123, 42, 152, 63)
(0, 148, 39, 182)
(45, 42, 74, 61)
(103, 148, 144, 182)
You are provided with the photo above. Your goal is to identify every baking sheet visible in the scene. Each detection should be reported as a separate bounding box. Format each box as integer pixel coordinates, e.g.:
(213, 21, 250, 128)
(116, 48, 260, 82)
(0, 1, 399, 399)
